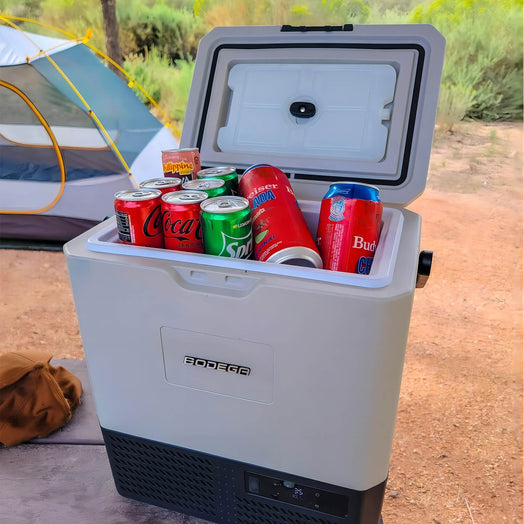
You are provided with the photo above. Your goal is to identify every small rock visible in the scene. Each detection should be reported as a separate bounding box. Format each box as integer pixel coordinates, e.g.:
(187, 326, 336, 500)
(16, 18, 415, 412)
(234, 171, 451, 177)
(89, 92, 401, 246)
(390, 491, 398, 498)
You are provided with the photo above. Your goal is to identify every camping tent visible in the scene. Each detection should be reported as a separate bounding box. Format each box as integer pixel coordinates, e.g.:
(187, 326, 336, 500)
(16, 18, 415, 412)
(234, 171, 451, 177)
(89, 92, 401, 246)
(0, 24, 179, 241)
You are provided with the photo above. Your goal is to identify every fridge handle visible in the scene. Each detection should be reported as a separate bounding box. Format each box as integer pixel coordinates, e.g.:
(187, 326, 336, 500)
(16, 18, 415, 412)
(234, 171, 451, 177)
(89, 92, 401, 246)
(416, 251, 433, 288)
(170, 267, 260, 296)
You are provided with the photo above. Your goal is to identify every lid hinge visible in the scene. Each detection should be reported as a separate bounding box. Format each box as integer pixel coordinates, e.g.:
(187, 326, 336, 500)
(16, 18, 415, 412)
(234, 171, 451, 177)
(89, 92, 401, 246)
(281, 24, 354, 33)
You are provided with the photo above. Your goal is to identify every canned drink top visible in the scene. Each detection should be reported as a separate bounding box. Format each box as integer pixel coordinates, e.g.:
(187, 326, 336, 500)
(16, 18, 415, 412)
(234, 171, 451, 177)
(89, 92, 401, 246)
(266, 246, 323, 267)
(140, 178, 182, 190)
(115, 189, 162, 201)
(162, 190, 208, 205)
(200, 196, 249, 213)
(324, 182, 380, 201)
(183, 179, 225, 191)
(164, 148, 199, 153)
(197, 167, 237, 178)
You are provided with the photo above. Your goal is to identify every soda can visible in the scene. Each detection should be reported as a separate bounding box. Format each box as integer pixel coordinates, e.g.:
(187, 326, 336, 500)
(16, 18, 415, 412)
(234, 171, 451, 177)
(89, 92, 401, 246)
(238, 164, 322, 268)
(182, 178, 229, 198)
(162, 148, 201, 184)
(139, 177, 182, 195)
(161, 190, 208, 252)
(114, 189, 163, 248)
(200, 196, 252, 259)
(316, 182, 383, 274)
(196, 166, 239, 195)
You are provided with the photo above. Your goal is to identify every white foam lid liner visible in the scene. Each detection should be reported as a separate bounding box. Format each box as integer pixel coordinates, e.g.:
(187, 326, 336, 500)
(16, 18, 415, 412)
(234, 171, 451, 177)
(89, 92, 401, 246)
(217, 62, 396, 162)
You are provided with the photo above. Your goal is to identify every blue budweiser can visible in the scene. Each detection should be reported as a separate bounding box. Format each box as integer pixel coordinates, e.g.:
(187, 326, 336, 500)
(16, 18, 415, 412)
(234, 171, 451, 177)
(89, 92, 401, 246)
(316, 183, 383, 274)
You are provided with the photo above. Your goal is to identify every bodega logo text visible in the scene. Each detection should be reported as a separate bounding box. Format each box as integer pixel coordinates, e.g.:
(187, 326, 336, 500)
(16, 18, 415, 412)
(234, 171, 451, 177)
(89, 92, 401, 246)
(183, 356, 251, 376)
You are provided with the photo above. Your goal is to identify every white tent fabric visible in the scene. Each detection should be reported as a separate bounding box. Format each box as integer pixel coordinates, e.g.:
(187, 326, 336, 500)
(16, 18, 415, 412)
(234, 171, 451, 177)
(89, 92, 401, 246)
(0, 26, 76, 66)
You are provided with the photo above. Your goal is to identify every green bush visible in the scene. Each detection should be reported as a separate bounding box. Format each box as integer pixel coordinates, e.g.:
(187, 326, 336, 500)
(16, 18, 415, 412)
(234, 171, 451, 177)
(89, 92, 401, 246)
(123, 48, 194, 128)
(194, 0, 371, 26)
(411, 0, 523, 122)
(118, 0, 207, 61)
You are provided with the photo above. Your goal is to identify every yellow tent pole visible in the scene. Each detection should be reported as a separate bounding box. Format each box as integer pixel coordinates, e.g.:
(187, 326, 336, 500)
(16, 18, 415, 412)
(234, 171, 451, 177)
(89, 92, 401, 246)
(0, 80, 66, 215)
(0, 14, 182, 140)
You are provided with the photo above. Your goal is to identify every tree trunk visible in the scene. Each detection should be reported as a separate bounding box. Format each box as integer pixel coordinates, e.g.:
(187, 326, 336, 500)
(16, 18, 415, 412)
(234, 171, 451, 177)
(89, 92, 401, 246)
(100, 0, 124, 78)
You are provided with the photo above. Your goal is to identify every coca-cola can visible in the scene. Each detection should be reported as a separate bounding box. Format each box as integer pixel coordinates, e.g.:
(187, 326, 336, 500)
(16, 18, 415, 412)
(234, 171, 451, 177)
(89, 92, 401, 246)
(139, 177, 182, 195)
(316, 182, 383, 274)
(161, 190, 208, 252)
(114, 189, 163, 248)
(238, 164, 322, 268)
(162, 148, 201, 184)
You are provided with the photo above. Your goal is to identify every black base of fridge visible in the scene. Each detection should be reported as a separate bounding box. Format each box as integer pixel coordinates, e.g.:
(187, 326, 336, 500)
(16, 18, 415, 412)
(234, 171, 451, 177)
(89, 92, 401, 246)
(102, 428, 386, 524)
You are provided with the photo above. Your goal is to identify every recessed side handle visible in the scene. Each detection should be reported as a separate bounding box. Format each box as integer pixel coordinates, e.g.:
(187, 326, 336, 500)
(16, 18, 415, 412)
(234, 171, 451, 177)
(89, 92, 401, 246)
(416, 251, 433, 288)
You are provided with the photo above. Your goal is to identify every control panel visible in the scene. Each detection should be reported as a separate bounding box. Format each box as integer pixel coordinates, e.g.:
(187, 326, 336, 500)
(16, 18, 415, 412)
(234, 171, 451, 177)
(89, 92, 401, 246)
(245, 472, 350, 518)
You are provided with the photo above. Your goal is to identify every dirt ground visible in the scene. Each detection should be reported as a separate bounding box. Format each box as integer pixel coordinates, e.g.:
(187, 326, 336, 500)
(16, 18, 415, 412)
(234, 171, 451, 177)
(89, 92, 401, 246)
(0, 121, 522, 523)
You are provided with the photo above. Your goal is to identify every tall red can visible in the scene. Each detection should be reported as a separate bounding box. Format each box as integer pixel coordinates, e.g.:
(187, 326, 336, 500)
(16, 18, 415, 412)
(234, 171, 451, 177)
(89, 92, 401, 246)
(238, 164, 322, 268)
(316, 183, 383, 274)
(114, 189, 163, 248)
(162, 148, 201, 184)
(161, 190, 208, 252)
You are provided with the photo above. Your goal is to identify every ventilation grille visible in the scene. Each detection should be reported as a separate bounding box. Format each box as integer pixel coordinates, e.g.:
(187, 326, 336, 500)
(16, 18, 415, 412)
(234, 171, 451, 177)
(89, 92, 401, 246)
(235, 496, 341, 524)
(105, 432, 218, 517)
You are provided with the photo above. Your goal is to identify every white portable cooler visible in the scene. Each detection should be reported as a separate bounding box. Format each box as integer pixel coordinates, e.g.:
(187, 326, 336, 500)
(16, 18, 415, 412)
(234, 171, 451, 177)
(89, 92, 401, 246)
(65, 24, 444, 524)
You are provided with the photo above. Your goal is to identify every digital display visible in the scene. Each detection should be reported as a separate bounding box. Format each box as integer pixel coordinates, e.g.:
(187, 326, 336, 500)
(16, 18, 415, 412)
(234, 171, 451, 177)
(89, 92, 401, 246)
(244, 472, 350, 518)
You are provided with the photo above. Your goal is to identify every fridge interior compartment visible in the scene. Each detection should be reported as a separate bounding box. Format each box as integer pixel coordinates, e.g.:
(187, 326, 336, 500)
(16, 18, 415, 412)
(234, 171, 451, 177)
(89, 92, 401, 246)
(86, 203, 404, 289)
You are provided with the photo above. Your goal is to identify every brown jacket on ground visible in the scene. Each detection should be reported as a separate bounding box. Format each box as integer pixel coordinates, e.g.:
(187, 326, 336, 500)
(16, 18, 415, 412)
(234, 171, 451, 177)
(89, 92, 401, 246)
(0, 351, 82, 446)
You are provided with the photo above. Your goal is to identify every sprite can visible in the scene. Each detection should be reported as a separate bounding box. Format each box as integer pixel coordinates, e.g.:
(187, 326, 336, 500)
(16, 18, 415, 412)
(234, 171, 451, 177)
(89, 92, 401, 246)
(182, 178, 229, 198)
(200, 196, 253, 259)
(196, 166, 239, 195)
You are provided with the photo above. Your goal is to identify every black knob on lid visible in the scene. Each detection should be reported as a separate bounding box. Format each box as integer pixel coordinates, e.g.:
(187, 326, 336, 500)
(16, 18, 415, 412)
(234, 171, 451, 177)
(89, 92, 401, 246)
(290, 101, 316, 118)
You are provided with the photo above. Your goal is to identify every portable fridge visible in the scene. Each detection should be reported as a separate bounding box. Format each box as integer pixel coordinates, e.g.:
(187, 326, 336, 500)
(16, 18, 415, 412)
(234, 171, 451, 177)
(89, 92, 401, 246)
(65, 24, 445, 524)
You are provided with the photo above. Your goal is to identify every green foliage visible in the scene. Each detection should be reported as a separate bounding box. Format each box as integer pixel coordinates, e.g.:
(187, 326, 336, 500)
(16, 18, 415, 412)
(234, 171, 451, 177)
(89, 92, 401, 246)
(118, 0, 207, 61)
(1, 0, 522, 127)
(411, 0, 523, 123)
(124, 48, 194, 127)
(193, 0, 370, 26)
(0, 0, 43, 19)
(37, 0, 106, 49)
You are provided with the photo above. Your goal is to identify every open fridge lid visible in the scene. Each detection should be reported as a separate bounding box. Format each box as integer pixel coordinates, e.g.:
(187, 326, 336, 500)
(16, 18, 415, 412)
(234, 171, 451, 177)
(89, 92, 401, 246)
(180, 24, 445, 205)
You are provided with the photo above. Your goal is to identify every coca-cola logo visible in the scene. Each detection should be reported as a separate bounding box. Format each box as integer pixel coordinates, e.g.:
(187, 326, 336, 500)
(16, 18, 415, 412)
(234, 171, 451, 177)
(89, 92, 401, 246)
(163, 211, 202, 241)
(143, 205, 162, 237)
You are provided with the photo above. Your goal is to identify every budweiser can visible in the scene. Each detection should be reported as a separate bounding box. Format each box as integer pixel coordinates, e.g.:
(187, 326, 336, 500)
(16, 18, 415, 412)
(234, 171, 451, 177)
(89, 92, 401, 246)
(139, 177, 182, 195)
(161, 190, 208, 252)
(238, 164, 322, 268)
(316, 182, 383, 274)
(114, 189, 163, 248)
(162, 148, 201, 184)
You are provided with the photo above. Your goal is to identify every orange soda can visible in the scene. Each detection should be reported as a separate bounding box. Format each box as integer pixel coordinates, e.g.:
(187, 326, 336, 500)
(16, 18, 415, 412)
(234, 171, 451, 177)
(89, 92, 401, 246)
(162, 148, 201, 184)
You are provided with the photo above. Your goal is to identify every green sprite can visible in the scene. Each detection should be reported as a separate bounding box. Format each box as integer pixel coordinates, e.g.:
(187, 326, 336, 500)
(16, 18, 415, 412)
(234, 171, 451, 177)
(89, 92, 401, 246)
(200, 196, 253, 259)
(196, 166, 239, 195)
(182, 178, 229, 197)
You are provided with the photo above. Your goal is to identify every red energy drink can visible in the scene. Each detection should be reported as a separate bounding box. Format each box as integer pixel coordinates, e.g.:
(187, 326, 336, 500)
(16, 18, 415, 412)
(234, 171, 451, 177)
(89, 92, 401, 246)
(238, 164, 322, 268)
(114, 189, 163, 248)
(162, 148, 201, 184)
(139, 177, 182, 195)
(161, 190, 208, 252)
(316, 183, 383, 274)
